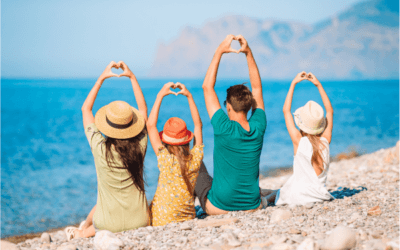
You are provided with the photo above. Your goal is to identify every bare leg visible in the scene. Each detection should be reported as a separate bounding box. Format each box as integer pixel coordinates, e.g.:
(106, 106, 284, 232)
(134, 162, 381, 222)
(75, 205, 97, 238)
(75, 226, 96, 238)
(80, 205, 96, 230)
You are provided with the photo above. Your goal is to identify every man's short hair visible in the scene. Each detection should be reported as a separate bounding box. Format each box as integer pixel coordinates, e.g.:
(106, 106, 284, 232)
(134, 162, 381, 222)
(225, 84, 256, 113)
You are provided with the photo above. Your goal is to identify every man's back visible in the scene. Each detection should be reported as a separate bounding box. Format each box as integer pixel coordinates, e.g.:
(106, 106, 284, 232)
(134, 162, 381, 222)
(208, 108, 267, 211)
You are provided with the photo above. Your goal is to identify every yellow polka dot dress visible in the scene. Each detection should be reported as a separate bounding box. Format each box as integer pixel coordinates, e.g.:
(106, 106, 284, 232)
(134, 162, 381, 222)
(151, 145, 204, 226)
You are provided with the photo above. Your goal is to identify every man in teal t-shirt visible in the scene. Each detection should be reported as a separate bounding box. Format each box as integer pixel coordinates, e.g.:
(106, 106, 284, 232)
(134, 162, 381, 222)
(194, 35, 267, 214)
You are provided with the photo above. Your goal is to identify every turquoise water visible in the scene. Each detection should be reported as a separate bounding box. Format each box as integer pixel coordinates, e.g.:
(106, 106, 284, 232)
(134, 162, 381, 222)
(1, 78, 399, 237)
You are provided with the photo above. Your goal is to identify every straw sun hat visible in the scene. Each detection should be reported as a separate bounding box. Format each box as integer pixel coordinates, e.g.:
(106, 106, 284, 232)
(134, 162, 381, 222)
(159, 117, 194, 146)
(294, 100, 326, 135)
(95, 101, 145, 139)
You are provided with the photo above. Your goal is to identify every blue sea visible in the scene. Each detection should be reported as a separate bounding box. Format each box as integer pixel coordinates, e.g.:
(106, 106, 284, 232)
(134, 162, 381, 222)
(1, 78, 399, 237)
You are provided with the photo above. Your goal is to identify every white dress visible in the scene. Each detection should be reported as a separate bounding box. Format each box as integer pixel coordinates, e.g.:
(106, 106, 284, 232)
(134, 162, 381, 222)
(275, 136, 334, 205)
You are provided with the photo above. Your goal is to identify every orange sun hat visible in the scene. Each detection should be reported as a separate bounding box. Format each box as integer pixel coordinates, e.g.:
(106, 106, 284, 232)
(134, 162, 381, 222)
(159, 117, 194, 146)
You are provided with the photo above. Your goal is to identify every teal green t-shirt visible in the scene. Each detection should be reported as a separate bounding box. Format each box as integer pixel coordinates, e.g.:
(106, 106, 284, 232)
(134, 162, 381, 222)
(207, 108, 267, 211)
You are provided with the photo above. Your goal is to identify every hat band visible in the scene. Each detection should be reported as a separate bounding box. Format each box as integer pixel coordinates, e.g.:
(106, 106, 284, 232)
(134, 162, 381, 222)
(163, 133, 188, 143)
(106, 116, 133, 129)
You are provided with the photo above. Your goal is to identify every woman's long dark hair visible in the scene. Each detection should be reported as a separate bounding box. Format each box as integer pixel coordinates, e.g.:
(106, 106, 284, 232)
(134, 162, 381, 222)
(103, 129, 147, 194)
(164, 143, 194, 195)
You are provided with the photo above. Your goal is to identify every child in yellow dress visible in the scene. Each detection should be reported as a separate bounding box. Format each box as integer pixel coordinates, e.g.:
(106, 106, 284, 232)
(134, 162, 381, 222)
(147, 82, 204, 226)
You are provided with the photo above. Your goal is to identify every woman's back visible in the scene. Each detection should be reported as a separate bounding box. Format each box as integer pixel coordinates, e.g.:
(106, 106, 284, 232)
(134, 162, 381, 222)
(85, 123, 149, 232)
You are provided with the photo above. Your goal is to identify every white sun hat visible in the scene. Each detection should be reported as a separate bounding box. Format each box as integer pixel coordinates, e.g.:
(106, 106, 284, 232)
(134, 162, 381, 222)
(293, 100, 326, 135)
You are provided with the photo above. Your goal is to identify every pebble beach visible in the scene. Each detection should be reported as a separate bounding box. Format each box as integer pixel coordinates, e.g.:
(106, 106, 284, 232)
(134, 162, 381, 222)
(2, 142, 399, 250)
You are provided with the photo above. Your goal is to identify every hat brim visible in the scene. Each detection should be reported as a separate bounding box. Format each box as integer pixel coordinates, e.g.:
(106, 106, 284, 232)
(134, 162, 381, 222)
(95, 105, 145, 139)
(294, 107, 326, 135)
(159, 130, 194, 146)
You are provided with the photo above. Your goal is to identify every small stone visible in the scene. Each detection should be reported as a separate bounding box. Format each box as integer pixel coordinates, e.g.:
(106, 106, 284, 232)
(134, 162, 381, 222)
(41, 243, 51, 248)
(179, 223, 192, 231)
(305, 203, 314, 209)
(197, 218, 239, 228)
(368, 206, 382, 216)
(270, 235, 288, 244)
(57, 245, 77, 250)
(145, 234, 152, 241)
(302, 231, 308, 237)
(321, 226, 356, 250)
(53, 231, 68, 242)
(270, 209, 293, 223)
(297, 238, 320, 250)
(347, 213, 361, 223)
(291, 235, 304, 243)
(358, 230, 368, 240)
(371, 230, 384, 239)
(250, 240, 273, 248)
(289, 228, 301, 234)
(41, 232, 51, 243)
(1, 241, 19, 250)
(93, 230, 124, 250)
(315, 233, 325, 240)
(202, 237, 212, 246)
(221, 232, 241, 247)
(364, 239, 386, 249)
(271, 243, 293, 250)
(297, 217, 305, 223)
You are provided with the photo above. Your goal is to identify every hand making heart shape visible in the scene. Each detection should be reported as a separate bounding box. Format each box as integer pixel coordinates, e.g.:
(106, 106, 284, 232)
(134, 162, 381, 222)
(159, 82, 191, 97)
(100, 61, 136, 80)
(292, 71, 321, 87)
(217, 34, 251, 54)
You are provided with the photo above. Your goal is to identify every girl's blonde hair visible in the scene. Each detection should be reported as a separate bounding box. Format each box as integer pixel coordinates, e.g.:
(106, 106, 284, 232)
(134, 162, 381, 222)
(164, 143, 194, 194)
(301, 130, 327, 173)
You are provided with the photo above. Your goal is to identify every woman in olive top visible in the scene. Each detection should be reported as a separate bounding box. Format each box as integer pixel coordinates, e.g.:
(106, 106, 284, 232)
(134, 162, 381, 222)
(65, 61, 149, 239)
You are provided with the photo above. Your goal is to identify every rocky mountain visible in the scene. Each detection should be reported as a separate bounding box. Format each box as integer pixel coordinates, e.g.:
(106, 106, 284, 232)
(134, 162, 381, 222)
(149, 0, 399, 80)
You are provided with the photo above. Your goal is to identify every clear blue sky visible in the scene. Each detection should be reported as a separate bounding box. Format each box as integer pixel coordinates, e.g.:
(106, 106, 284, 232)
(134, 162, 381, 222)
(2, 0, 364, 78)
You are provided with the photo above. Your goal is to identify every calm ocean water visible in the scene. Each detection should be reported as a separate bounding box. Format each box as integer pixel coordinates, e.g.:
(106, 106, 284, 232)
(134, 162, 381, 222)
(1, 78, 399, 237)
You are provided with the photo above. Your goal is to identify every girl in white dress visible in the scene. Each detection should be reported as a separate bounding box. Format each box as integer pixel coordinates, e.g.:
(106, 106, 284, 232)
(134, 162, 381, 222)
(264, 72, 334, 206)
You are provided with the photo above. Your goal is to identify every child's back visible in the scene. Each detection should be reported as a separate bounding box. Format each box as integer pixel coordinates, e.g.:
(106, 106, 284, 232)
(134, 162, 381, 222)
(267, 71, 335, 206)
(275, 136, 333, 205)
(151, 144, 204, 226)
(146, 82, 204, 226)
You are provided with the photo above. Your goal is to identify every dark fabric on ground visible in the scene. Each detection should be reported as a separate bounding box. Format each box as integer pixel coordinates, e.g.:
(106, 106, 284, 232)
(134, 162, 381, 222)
(195, 206, 207, 219)
(194, 161, 213, 211)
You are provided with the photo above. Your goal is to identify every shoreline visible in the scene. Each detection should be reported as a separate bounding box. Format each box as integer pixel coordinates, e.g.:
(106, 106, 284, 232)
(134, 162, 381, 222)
(2, 142, 399, 249)
(1, 166, 296, 243)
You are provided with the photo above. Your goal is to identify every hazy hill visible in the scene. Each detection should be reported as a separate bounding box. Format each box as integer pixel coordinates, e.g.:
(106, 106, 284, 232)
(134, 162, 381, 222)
(149, 0, 399, 80)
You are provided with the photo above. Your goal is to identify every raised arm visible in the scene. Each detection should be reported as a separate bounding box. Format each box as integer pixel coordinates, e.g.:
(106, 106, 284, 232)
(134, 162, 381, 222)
(307, 73, 334, 143)
(283, 72, 307, 153)
(176, 83, 203, 146)
(237, 35, 264, 111)
(147, 82, 177, 154)
(202, 34, 238, 119)
(81, 61, 119, 128)
(118, 61, 148, 122)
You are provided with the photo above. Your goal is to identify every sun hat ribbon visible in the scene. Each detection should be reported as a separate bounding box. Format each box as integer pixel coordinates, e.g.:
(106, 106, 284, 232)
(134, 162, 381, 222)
(94, 101, 145, 139)
(162, 133, 188, 143)
(106, 115, 133, 129)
